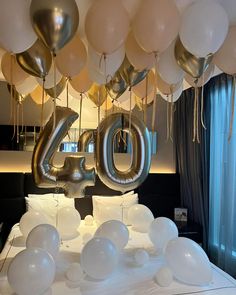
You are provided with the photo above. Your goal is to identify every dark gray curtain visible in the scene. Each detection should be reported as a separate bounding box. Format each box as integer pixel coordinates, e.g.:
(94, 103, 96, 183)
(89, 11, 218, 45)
(174, 86, 210, 250)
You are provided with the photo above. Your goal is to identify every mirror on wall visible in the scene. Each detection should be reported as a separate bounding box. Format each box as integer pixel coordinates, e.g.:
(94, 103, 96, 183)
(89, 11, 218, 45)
(0, 125, 157, 154)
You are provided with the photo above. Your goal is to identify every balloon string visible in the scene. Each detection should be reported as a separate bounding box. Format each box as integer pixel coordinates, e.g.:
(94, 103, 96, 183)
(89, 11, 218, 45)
(166, 95, 170, 141)
(9, 54, 14, 124)
(228, 75, 236, 141)
(170, 88, 174, 142)
(196, 87, 200, 143)
(200, 83, 206, 130)
(52, 53, 57, 130)
(144, 75, 148, 125)
(11, 95, 16, 141)
(40, 78, 45, 132)
(152, 52, 159, 138)
(16, 103, 19, 144)
(66, 78, 69, 108)
(129, 87, 132, 140)
(193, 83, 200, 143)
(21, 103, 24, 133)
(193, 85, 197, 142)
(79, 93, 83, 137)
(142, 97, 144, 121)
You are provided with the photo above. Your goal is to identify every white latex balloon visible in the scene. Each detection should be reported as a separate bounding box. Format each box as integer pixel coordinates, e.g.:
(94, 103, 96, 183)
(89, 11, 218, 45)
(0, 0, 37, 53)
(158, 41, 184, 84)
(180, 0, 229, 57)
(57, 207, 81, 240)
(81, 237, 118, 280)
(66, 263, 84, 282)
(88, 45, 125, 77)
(95, 220, 129, 251)
(128, 204, 154, 233)
(165, 237, 213, 285)
(155, 266, 173, 287)
(15, 76, 38, 95)
(88, 59, 112, 85)
(7, 248, 55, 295)
(159, 83, 183, 103)
(219, 0, 236, 25)
(115, 94, 136, 111)
(84, 215, 94, 226)
(26, 224, 60, 260)
(19, 211, 49, 238)
(134, 249, 149, 266)
(149, 217, 178, 252)
(37, 66, 62, 89)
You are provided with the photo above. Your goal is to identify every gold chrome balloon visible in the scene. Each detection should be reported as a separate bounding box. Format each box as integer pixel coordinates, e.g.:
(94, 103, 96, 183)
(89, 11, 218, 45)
(119, 57, 149, 87)
(88, 84, 107, 107)
(78, 130, 95, 152)
(105, 71, 127, 100)
(175, 37, 213, 79)
(32, 106, 95, 198)
(95, 113, 151, 193)
(16, 39, 52, 78)
(45, 76, 67, 98)
(30, 0, 79, 52)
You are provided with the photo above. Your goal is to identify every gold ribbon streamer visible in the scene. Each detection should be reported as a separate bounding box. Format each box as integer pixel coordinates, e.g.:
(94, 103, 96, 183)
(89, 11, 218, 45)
(40, 78, 45, 132)
(79, 93, 83, 137)
(144, 75, 148, 125)
(21, 104, 24, 133)
(152, 52, 159, 145)
(129, 87, 132, 150)
(228, 75, 236, 141)
(66, 78, 69, 108)
(166, 94, 170, 141)
(200, 83, 206, 130)
(52, 53, 57, 130)
(170, 89, 174, 142)
(16, 103, 19, 143)
(193, 83, 200, 143)
(9, 54, 14, 124)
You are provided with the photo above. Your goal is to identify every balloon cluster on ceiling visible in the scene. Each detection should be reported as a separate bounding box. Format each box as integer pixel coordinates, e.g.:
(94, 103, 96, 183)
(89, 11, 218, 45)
(0, 0, 235, 114)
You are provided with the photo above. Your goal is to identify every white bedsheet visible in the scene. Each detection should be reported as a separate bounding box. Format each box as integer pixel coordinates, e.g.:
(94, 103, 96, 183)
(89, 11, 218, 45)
(0, 223, 236, 295)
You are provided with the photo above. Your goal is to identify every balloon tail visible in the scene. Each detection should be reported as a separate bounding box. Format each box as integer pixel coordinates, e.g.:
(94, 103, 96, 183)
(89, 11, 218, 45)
(40, 78, 45, 132)
(228, 75, 236, 142)
(79, 93, 83, 137)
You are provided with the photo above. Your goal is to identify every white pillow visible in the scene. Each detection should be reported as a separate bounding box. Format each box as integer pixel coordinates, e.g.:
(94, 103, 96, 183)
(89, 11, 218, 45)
(25, 193, 75, 226)
(92, 192, 138, 225)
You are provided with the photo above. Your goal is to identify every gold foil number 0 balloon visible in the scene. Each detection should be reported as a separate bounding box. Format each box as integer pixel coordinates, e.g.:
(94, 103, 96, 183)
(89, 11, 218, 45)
(95, 113, 151, 193)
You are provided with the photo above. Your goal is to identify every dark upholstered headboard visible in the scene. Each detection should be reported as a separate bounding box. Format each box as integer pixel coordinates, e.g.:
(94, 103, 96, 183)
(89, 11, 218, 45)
(0, 172, 180, 221)
(0, 173, 26, 224)
(75, 173, 180, 219)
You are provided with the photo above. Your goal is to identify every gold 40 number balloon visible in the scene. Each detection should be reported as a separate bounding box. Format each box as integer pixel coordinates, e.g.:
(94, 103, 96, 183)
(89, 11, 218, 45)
(32, 106, 95, 198)
(95, 113, 151, 193)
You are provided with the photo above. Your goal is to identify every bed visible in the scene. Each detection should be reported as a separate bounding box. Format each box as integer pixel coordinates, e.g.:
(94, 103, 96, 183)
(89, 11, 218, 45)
(0, 173, 235, 294)
(0, 222, 236, 295)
